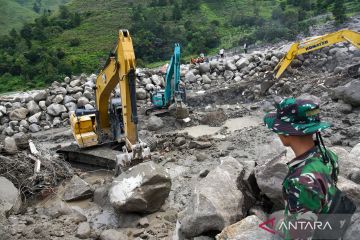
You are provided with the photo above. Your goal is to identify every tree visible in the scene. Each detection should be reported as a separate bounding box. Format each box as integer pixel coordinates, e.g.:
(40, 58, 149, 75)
(33, 3, 41, 13)
(332, 0, 346, 24)
(59, 5, 70, 19)
(172, 3, 182, 20)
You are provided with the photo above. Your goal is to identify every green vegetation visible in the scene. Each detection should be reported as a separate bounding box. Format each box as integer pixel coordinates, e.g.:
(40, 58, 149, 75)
(0, 0, 70, 35)
(0, 0, 359, 93)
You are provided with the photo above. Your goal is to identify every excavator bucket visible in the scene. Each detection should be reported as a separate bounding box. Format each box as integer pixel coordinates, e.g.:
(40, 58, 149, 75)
(175, 102, 190, 120)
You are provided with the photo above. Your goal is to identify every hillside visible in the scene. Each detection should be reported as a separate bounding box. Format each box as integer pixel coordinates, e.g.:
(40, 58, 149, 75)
(0, 0, 360, 93)
(0, 0, 70, 35)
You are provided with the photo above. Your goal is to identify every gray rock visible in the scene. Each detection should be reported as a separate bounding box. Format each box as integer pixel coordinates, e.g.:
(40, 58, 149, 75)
(138, 217, 149, 228)
(142, 78, 152, 86)
(147, 116, 164, 131)
(83, 90, 93, 100)
(70, 79, 82, 87)
(39, 101, 46, 110)
(225, 61, 237, 71)
(0, 177, 21, 218)
(45, 199, 73, 219)
(73, 91, 83, 100)
(189, 141, 212, 149)
(185, 71, 197, 83)
(109, 161, 171, 213)
(202, 75, 212, 84)
(65, 102, 77, 112)
(76, 222, 91, 239)
(33, 90, 47, 102)
(235, 58, 250, 70)
(63, 95, 76, 104)
(151, 75, 162, 86)
(28, 112, 42, 124)
(47, 103, 67, 116)
(53, 117, 62, 127)
(52, 94, 64, 104)
(344, 213, 360, 240)
(26, 100, 41, 115)
(77, 97, 90, 108)
(174, 137, 186, 147)
(94, 185, 110, 207)
(333, 80, 360, 107)
(64, 76, 71, 83)
(145, 83, 155, 91)
(0, 105, 6, 114)
(337, 176, 360, 206)
(180, 157, 245, 237)
(349, 169, 360, 184)
(5, 127, 14, 136)
(216, 215, 273, 240)
(136, 88, 147, 100)
(4, 137, 17, 154)
(63, 175, 93, 201)
(9, 107, 29, 121)
(29, 124, 41, 133)
(84, 104, 94, 110)
(254, 138, 295, 207)
(100, 229, 129, 240)
(199, 63, 210, 74)
(224, 70, 234, 81)
(13, 132, 29, 150)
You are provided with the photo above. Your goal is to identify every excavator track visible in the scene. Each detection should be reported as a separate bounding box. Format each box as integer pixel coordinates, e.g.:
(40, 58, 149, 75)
(57, 142, 123, 169)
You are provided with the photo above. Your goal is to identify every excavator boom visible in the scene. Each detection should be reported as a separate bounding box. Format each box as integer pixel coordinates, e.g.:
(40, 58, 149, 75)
(60, 30, 150, 170)
(274, 29, 360, 79)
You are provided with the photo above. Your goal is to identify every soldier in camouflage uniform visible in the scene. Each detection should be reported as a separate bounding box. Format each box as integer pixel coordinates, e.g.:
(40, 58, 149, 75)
(264, 97, 342, 239)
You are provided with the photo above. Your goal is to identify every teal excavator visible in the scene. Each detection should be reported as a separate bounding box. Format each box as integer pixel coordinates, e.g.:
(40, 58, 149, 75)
(146, 43, 189, 120)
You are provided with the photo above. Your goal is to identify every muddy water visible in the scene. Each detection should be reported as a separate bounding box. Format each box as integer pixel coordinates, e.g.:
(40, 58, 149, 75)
(179, 115, 262, 138)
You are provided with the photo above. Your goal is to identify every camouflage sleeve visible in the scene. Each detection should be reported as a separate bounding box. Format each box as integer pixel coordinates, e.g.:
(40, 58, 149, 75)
(280, 174, 325, 239)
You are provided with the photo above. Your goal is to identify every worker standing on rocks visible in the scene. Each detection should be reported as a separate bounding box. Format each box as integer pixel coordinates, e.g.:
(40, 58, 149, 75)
(219, 48, 224, 59)
(263, 97, 356, 240)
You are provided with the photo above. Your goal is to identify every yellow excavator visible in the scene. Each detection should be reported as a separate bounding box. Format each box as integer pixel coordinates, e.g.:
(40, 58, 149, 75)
(59, 30, 150, 171)
(274, 29, 360, 79)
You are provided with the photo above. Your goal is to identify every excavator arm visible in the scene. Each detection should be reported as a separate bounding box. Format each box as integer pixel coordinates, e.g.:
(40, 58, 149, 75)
(67, 30, 150, 170)
(95, 30, 138, 146)
(274, 29, 360, 79)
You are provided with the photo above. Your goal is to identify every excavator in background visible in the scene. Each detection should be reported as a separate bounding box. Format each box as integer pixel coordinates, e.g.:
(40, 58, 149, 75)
(274, 29, 360, 79)
(58, 30, 150, 172)
(146, 43, 189, 120)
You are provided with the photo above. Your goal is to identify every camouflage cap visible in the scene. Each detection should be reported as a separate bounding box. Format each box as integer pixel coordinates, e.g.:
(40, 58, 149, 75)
(264, 97, 331, 136)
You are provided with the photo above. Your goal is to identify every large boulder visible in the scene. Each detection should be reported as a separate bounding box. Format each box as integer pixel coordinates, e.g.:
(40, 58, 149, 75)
(63, 175, 93, 201)
(225, 61, 237, 71)
(47, 103, 67, 116)
(109, 161, 171, 213)
(13, 132, 29, 150)
(26, 100, 41, 115)
(4, 137, 17, 154)
(0, 177, 21, 217)
(28, 112, 42, 124)
(136, 88, 147, 100)
(147, 115, 164, 131)
(180, 157, 245, 238)
(333, 80, 360, 107)
(254, 138, 295, 207)
(216, 215, 273, 240)
(199, 63, 210, 74)
(337, 176, 360, 206)
(224, 70, 234, 81)
(151, 75, 163, 86)
(77, 97, 90, 108)
(9, 108, 29, 121)
(236, 58, 250, 70)
(185, 71, 197, 83)
(33, 90, 47, 102)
